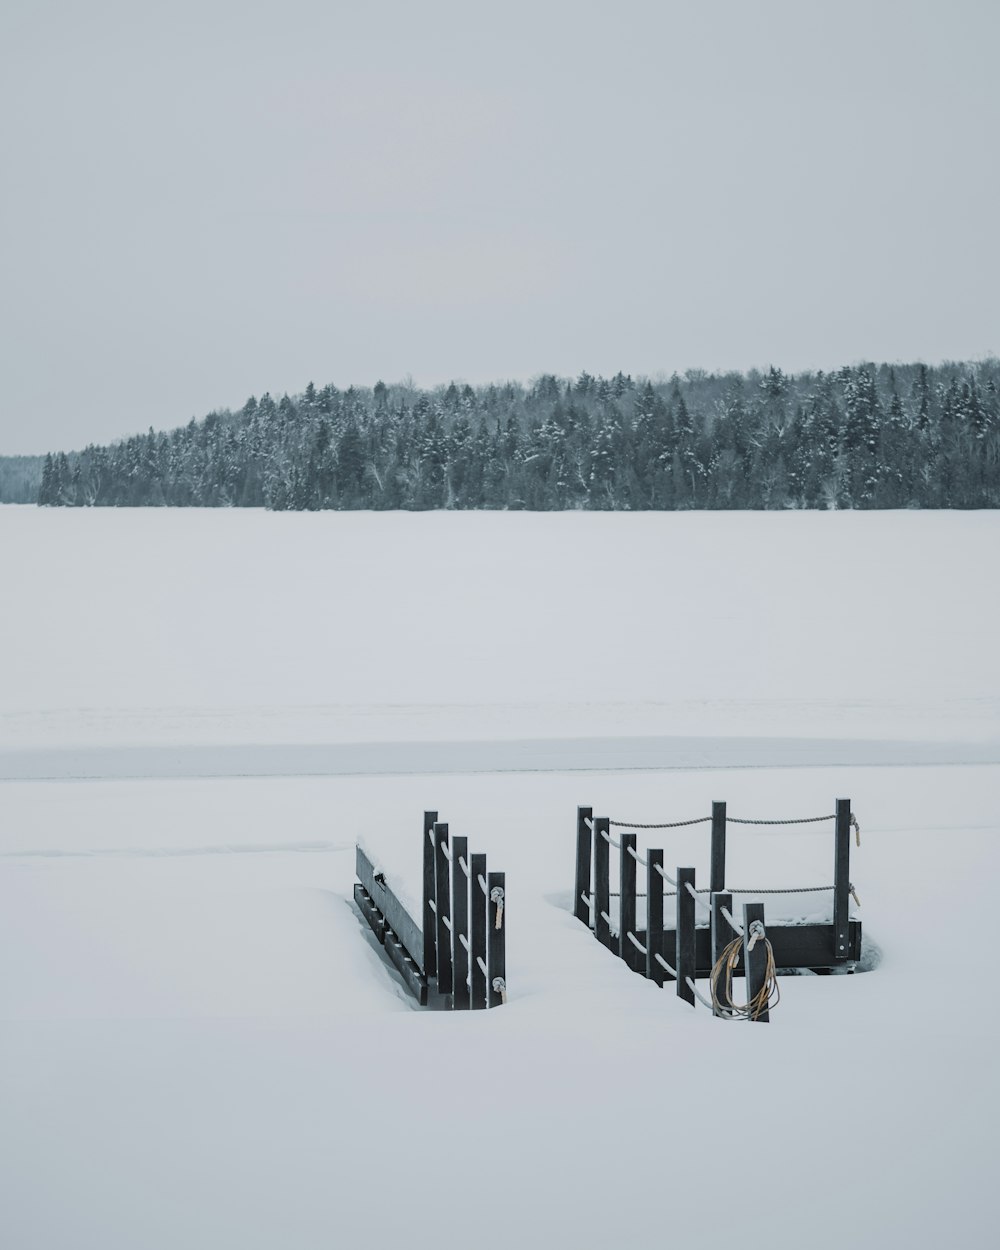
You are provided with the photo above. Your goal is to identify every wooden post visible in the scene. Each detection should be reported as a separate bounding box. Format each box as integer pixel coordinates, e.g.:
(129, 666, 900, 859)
(833, 798, 851, 964)
(574, 806, 593, 925)
(470, 853, 488, 1010)
(710, 801, 727, 895)
(422, 810, 438, 978)
(487, 870, 506, 1007)
(646, 848, 667, 985)
(711, 891, 734, 1017)
(452, 835, 470, 1010)
(434, 822, 453, 997)
(743, 902, 769, 1022)
(594, 816, 613, 950)
(676, 867, 696, 1007)
(383, 926, 429, 1006)
(619, 833, 641, 972)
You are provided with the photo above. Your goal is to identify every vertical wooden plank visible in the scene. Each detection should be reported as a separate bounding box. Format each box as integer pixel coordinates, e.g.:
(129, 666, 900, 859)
(593, 816, 613, 950)
(470, 853, 488, 1010)
(646, 848, 667, 985)
(743, 902, 769, 1022)
(676, 866, 696, 1007)
(833, 798, 851, 964)
(487, 871, 506, 1007)
(711, 891, 734, 1017)
(434, 822, 453, 997)
(710, 801, 727, 895)
(619, 833, 641, 972)
(574, 806, 594, 925)
(422, 809, 438, 979)
(452, 835, 470, 1010)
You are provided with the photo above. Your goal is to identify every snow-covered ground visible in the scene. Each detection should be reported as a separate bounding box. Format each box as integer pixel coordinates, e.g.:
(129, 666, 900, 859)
(1, 507, 998, 1249)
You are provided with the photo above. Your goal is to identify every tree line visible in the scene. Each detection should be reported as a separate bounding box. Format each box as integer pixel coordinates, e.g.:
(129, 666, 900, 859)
(32, 360, 1000, 511)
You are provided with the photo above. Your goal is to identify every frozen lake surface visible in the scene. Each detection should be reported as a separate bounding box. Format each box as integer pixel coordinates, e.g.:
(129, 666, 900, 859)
(1, 507, 998, 1249)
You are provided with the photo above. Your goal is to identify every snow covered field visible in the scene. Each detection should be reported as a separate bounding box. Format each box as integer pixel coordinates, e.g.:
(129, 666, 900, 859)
(2, 507, 999, 1249)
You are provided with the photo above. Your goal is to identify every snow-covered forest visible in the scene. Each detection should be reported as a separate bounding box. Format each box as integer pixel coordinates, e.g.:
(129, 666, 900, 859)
(32, 359, 1000, 511)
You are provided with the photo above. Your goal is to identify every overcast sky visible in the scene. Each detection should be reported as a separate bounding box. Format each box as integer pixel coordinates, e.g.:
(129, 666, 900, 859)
(1, 0, 997, 454)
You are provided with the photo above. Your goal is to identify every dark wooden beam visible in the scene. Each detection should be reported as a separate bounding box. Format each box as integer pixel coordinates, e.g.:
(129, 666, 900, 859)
(710, 801, 727, 894)
(574, 806, 593, 925)
(710, 891, 734, 1016)
(742, 902, 769, 1022)
(631, 919, 862, 974)
(646, 848, 667, 985)
(353, 883, 385, 944)
(676, 867, 696, 1007)
(384, 925, 428, 1006)
(434, 823, 453, 996)
(422, 809, 438, 978)
(833, 798, 852, 964)
(356, 846, 423, 971)
(487, 871, 506, 1007)
(619, 833, 643, 972)
(594, 817, 613, 950)
(470, 852, 488, 1009)
(452, 835, 470, 1010)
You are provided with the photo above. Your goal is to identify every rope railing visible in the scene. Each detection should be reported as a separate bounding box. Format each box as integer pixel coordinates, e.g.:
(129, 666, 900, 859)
(685, 881, 713, 914)
(608, 810, 861, 833)
(654, 952, 676, 977)
(685, 977, 718, 1012)
(653, 862, 678, 888)
(600, 829, 622, 849)
(727, 814, 834, 826)
(626, 931, 647, 956)
(720, 905, 744, 935)
(610, 816, 712, 829)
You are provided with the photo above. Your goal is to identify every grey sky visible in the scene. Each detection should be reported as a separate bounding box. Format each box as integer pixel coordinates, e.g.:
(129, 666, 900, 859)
(1, 0, 997, 454)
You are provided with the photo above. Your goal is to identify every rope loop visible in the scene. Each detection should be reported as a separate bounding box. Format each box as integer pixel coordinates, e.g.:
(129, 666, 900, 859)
(709, 935, 780, 1020)
(490, 886, 504, 930)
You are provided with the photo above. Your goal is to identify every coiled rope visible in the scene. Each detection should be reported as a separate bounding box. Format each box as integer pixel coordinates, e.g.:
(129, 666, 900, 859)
(709, 931, 780, 1021)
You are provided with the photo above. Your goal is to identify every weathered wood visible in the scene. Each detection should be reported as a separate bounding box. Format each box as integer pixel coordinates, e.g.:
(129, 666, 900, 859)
(710, 892, 734, 1017)
(619, 834, 642, 972)
(452, 835, 470, 1010)
(646, 848, 667, 985)
(676, 867, 696, 1007)
(710, 801, 727, 895)
(593, 816, 613, 950)
(574, 806, 593, 925)
(422, 809, 438, 979)
(384, 924, 429, 1006)
(487, 870, 506, 1007)
(833, 798, 851, 964)
(434, 822, 453, 996)
(356, 846, 423, 971)
(632, 918, 862, 974)
(353, 883, 386, 944)
(470, 852, 488, 1009)
(742, 902, 769, 1022)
